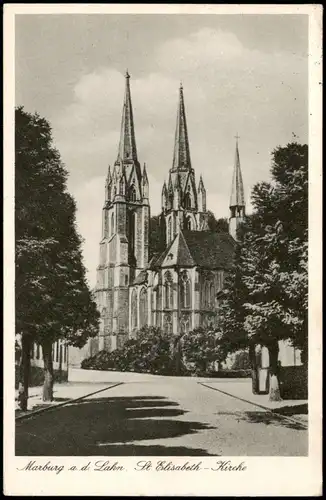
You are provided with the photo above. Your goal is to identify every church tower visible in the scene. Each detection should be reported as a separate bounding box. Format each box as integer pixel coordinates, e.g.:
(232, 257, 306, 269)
(229, 137, 245, 240)
(161, 84, 208, 245)
(95, 71, 150, 351)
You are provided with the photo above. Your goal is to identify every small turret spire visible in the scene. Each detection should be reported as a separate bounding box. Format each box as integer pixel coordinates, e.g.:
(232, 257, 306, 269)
(230, 136, 245, 208)
(172, 84, 192, 171)
(117, 71, 138, 164)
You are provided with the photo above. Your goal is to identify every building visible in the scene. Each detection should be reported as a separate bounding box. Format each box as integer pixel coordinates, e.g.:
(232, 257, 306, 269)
(70, 71, 302, 378)
(90, 72, 244, 353)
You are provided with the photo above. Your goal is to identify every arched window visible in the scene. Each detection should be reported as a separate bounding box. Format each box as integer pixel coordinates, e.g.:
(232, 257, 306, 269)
(168, 217, 172, 243)
(129, 185, 137, 202)
(185, 216, 192, 231)
(164, 313, 172, 335)
(164, 272, 173, 309)
(209, 283, 215, 307)
(180, 272, 191, 309)
(104, 211, 109, 237)
(128, 210, 136, 265)
(184, 192, 191, 209)
(151, 289, 157, 326)
(181, 317, 190, 334)
(139, 287, 148, 328)
(131, 289, 138, 330)
(204, 281, 210, 308)
(111, 212, 115, 235)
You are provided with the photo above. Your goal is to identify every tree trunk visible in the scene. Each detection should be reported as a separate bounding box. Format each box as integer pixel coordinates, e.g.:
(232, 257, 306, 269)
(18, 335, 31, 411)
(42, 341, 54, 401)
(268, 342, 282, 402)
(249, 344, 259, 394)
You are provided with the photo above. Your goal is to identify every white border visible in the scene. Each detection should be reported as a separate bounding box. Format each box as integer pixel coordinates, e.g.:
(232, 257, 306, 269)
(3, 4, 323, 496)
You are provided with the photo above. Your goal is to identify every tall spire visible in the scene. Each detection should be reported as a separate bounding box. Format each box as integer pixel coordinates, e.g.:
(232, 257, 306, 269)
(172, 83, 192, 171)
(117, 70, 138, 164)
(230, 137, 245, 208)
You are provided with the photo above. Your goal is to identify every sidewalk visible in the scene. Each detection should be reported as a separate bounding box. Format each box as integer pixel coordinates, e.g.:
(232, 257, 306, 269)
(15, 381, 121, 419)
(200, 379, 308, 424)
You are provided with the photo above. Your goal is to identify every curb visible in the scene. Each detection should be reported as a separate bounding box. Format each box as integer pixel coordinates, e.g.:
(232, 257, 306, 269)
(15, 382, 123, 422)
(198, 382, 308, 429)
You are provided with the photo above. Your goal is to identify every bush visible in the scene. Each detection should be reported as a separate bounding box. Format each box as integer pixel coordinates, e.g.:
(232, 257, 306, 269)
(231, 350, 251, 370)
(182, 327, 222, 374)
(81, 327, 175, 375)
(15, 363, 68, 389)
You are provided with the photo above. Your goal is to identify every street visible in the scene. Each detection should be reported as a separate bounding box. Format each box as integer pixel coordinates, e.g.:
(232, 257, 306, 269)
(16, 375, 307, 456)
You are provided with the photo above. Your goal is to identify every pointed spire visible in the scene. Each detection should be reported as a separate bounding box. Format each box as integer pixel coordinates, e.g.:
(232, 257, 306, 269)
(230, 137, 245, 208)
(117, 71, 138, 164)
(142, 163, 148, 184)
(172, 84, 192, 171)
(198, 174, 205, 191)
(106, 165, 112, 184)
(162, 181, 168, 195)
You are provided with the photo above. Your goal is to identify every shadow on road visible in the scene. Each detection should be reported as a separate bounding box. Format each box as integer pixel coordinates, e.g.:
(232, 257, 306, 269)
(16, 396, 216, 456)
(272, 403, 308, 417)
(215, 410, 306, 431)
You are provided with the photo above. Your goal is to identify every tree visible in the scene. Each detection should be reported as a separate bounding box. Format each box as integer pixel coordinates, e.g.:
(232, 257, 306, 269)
(207, 211, 229, 233)
(217, 143, 308, 401)
(182, 327, 221, 374)
(15, 107, 100, 404)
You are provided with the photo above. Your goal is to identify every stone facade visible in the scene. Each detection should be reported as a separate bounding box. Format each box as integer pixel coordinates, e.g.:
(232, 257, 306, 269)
(75, 72, 302, 374)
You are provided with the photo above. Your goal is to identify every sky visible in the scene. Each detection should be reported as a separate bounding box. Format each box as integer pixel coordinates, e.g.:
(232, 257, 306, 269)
(15, 14, 308, 286)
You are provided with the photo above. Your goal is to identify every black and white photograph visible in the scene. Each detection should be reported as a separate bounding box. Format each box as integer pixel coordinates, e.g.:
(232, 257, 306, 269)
(4, 4, 322, 497)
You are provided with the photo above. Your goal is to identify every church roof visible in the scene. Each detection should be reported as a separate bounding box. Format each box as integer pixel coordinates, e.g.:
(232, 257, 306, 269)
(151, 230, 235, 270)
(132, 269, 148, 285)
(171, 84, 192, 172)
(183, 231, 236, 269)
(230, 139, 245, 208)
(131, 255, 158, 285)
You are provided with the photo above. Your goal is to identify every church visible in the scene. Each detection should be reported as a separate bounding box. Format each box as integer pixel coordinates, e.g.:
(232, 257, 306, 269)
(91, 71, 245, 354)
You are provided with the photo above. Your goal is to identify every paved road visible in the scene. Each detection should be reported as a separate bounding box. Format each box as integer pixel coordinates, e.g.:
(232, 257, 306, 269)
(16, 377, 307, 456)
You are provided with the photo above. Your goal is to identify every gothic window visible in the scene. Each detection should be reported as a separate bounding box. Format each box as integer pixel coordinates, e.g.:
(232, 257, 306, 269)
(230, 207, 236, 218)
(164, 271, 173, 309)
(164, 313, 172, 335)
(104, 211, 109, 237)
(184, 192, 191, 210)
(131, 289, 138, 330)
(204, 280, 210, 307)
(103, 308, 109, 334)
(181, 317, 190, 334)
(168, 217, 172, 243)
(36, 343, 40, 360)
(180, 272, 191, 309)
(111, 212, 115, 235)
(217, 271, 224, 291)
(119, 179, 125, 195)
(209, 283, 215, 307)
(129, 185, 137, 202)
(128, 211, 136, 266)
(185, 216, 192, 231)
(139, 287, 148, 328)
